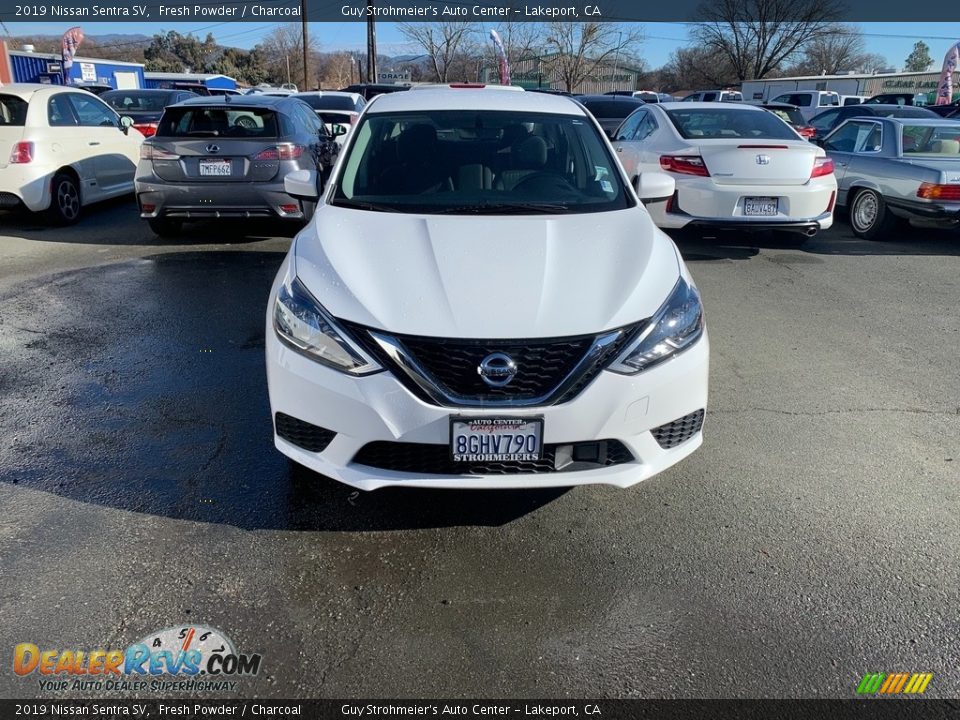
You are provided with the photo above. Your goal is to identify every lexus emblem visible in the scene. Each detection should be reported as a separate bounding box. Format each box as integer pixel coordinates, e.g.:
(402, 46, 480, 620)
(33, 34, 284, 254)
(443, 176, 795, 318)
(756, 154, 770, 165)
(478, 352, 517, 388)
(205, 144, 220, 153)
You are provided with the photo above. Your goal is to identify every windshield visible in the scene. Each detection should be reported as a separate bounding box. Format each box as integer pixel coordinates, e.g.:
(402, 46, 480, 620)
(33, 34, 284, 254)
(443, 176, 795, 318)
(103, 92, 175, 112)
(666, 108, 799, 140)
(579, 99, 643, 119)
(330, 110, 633, 215)
(297, 94, 361, 111)
(900, 123, 960, 155)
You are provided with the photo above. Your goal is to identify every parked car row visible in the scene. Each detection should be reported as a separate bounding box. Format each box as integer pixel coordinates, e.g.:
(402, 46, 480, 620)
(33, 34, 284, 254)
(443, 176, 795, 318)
(0, 84, 343, 233)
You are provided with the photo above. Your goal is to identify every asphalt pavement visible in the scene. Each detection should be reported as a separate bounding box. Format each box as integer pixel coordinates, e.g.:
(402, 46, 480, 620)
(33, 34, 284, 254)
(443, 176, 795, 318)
(0, 198, 957, 699)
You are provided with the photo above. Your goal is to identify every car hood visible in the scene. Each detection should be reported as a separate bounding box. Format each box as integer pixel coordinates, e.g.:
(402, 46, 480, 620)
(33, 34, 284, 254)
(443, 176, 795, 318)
(293, 205, 680, 339)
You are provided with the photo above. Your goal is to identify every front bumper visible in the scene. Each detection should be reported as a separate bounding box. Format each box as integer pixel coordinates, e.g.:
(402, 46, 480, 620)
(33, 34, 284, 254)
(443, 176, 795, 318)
(648, 177, 836, 232)
(266, 321, 710, 492)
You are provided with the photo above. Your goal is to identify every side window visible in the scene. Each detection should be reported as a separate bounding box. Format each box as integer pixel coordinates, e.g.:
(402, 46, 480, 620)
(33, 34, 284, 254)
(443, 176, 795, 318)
(614, 110, 643, 141)
(703, 92, 718, 102)
(636, 113, 658, 141)
(824, 121, 876, 153)
(810, 109, 839, 130)
(48, 95, 79, 126)
(66, 93, 117, 127)
(857, 123, 882, 152)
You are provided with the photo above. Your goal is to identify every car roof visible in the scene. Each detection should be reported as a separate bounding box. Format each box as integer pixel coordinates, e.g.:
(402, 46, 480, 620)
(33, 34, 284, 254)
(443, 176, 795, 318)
(0, 83, 91, 100)
(873, 116, 960, 126)
(658, 101, 764, 111)
(577, 94, 644, 102)
(295, 91, 362, 101)
(172, 94, 297, 108)
(102, 88, 182, 95)
(367, 88, 587, 115)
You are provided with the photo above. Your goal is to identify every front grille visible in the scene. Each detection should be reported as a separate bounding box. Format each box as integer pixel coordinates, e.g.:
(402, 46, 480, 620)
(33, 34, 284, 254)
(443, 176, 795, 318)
(651, 410, 705, 449)
(274, 412, 336, 452)
(352, 439, 633, 476)
(346, 323, 643, 408)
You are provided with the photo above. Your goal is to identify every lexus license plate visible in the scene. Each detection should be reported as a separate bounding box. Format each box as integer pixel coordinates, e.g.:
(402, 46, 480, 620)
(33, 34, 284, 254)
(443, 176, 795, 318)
(744, 197, 778, 216)
(199, 159, 231, 177)
(450, 418, 543, 462)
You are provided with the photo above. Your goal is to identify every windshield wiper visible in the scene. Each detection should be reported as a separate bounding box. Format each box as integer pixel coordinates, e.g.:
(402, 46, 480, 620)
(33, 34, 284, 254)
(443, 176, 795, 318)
(331, 199, 402, 213)
(432, 202, 570, 215)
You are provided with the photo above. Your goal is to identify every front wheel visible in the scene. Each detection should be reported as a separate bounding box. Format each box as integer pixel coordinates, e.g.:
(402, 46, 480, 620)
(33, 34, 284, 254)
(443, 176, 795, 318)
(849, 189, 896, 240)
(46, 173, 82, 225)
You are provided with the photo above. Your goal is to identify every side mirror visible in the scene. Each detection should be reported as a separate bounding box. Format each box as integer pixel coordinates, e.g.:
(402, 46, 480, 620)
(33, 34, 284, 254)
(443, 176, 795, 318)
(119, 115, 134, 134)
(330, 123, 348, 137)
(284, 169, 320, 201)
(632, 172, 675, 204)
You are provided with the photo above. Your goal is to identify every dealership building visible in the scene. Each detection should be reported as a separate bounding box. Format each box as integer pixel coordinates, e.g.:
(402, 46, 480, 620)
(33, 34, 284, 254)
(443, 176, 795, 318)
(741, 70, 960, 103)
(5, 45, 145, 89)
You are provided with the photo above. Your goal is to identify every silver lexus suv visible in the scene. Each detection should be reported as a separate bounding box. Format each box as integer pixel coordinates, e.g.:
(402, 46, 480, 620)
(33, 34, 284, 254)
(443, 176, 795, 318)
(135, 95, 341, 236)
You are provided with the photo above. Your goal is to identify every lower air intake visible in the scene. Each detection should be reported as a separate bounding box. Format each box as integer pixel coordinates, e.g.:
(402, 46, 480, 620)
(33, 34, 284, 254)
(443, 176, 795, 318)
(651, 410, 705, 449)
(275, 412, 336, 452)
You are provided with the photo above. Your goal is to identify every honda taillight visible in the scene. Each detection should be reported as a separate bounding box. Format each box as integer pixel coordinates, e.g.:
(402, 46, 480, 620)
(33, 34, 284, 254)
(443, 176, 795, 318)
(254, 144, 304, 161)
(133, 123, 157, 138)
(140, 144, 178, 161)
(810, 157, 834, 178)
(660, 155, 710, 177)
(9, 141, 34, 164)
(917, 182, 960, 201)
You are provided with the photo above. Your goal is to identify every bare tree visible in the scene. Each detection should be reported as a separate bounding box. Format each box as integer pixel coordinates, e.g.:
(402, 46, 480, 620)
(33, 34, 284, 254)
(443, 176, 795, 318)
(398, 22, 479, 83)
(691, 0, 840, 81)
(256, 25, 321, 88)
(540, 22, 643, 92)
(318, 51, 355, 89)
(661, 45, 740, 91)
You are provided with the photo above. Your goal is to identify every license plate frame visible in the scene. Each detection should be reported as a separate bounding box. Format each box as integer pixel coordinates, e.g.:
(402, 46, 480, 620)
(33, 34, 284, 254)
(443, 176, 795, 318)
(743, 197, 779, 216)
(450, 417, 544, 463)
(199, 159, 232, 177)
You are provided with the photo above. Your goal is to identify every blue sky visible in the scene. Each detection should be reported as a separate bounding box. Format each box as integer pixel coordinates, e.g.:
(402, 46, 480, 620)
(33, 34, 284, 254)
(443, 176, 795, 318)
(8, 21, 960, 70)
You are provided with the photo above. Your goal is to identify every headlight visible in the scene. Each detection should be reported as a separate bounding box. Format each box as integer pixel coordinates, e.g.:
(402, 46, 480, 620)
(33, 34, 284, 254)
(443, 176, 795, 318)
(608, 277, 704, 375)
(274, 277, 381, 375)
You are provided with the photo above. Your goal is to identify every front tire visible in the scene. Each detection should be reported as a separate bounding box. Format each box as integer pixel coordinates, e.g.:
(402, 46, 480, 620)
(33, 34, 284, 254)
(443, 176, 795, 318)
(46, 173, 82, 226)
(849, 189, 896, 240)
(148, 217, 183, 238)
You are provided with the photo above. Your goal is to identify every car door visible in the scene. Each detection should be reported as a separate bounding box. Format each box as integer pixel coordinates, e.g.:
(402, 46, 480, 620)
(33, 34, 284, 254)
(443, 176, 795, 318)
(610, 110, 645, 176)
(822, 120, 881, 204)
(65, 91, 138, 194)
(44, 93, 103, 200)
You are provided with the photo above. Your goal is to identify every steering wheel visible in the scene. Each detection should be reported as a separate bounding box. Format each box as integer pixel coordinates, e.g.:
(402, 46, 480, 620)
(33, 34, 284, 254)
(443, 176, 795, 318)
(512, 171, 577, 194)
(234, 115, 257, 130)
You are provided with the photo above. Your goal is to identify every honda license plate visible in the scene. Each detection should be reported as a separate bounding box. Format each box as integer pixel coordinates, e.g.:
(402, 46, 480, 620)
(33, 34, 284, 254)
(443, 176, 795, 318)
(199, 159, 231, 177)
(744, 197, 778, 216)
(450, 418, 543, 462)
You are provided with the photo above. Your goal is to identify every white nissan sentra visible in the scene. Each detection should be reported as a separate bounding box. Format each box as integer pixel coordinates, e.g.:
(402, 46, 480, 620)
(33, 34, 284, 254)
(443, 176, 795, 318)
(266, 88, 709, 491)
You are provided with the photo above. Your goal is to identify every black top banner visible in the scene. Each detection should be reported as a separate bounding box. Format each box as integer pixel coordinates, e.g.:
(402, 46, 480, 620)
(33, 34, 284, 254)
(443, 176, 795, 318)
(1, 700, 959, 720)
(3, 0, 960, 23)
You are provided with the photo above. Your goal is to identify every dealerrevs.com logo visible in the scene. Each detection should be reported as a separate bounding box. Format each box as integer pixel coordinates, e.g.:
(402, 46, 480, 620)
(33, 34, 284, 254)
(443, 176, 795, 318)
(14, 625, 262, 693)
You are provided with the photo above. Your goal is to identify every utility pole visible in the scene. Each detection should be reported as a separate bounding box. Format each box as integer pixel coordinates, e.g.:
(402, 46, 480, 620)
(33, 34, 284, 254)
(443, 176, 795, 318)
(301, 0, 310, 90)
(366, 0, 377, 83)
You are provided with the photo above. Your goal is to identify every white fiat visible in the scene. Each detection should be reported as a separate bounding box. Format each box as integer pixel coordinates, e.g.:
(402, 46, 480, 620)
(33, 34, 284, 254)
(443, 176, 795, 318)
(266, 88, 709, 491)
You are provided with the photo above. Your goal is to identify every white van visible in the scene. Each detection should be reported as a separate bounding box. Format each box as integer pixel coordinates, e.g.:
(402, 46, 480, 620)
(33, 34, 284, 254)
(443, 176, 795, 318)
(770, 91, 840, 121)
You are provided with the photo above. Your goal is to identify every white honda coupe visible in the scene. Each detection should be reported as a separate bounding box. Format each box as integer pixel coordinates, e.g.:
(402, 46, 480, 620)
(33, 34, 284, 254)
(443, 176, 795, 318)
(610, 102, 837, 236)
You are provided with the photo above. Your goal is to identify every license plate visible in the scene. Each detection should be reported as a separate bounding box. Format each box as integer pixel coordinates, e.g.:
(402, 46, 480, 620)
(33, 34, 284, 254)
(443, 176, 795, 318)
(199, 160, 231, 177)
(744, 197, 778, 216)
(450, 418, 543, 462)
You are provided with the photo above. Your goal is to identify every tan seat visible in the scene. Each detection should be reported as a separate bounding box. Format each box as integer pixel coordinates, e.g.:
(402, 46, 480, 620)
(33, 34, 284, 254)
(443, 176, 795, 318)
(931, 139, 960, 154)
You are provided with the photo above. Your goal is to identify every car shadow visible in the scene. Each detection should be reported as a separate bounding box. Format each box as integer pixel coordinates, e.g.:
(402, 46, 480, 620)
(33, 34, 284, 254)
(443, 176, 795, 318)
(672, 215, 960, 261)
(0, 249, 564, 531)
(0, 196, 301, 245)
